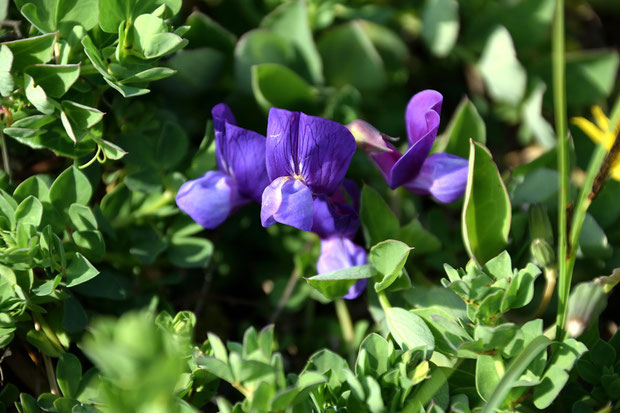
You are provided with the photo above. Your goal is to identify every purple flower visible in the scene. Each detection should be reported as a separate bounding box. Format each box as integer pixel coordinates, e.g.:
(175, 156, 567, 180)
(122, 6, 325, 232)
(351, 90, 468, 203)
(176, 103, 270, 229)
(261, 108, 356, 232)
(317, 237, 368, 300)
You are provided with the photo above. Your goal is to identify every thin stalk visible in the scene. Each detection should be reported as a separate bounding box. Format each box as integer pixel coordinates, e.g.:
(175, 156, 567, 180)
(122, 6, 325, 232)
(334, 299, 355, 363)
(534, 267, 557, 318)
(43, 355, 60, 395)
(552, 0, 570, 339)
(269, 268, 299, 324)
(0, 131, 10, 182)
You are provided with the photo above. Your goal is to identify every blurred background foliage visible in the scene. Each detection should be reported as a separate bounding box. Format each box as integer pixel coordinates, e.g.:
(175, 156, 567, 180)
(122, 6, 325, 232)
(0, 0, 620, 411)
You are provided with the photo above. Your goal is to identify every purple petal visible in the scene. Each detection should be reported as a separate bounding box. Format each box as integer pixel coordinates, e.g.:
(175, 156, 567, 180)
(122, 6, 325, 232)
(405, 90, 443, 146)
(261, 176, 314, 231)
(369, 142, 402, 183)
(176, 171, 248, 229)
(343, 279, 369, 300)
(388, 111, 439, 188)
(317, 237, 368, 300)
(212, 103, 237, 175)
(266, 108, 356, 195)
(224, 123, 270, 202)
(311, 195, 359, 239)
(403, 153, 469, 203)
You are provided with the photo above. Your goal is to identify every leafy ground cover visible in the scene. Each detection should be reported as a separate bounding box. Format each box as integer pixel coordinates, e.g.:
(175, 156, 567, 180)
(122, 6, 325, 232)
(0, 0, 620, 412)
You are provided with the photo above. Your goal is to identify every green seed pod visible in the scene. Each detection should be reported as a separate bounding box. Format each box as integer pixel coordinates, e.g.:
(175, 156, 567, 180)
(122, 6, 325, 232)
(565, 282, 607, 338)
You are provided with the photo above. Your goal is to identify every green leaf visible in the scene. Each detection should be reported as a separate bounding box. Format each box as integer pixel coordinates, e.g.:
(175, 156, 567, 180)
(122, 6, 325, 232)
(32, 275, 61, 296)
(167, 237, 213, 268)
(73, 230, 105, 262)
(24, 74, 55, 115)
(98, 139, 127, 160)
(98, 0, 182, 33)
(564, 50, 619, 108)
(65, 253, 99, 287)
(481, 336, 551, 413)
(384, 307, 434, 356)
(68, 204, 97, 231)
(397, 219, 441, 255)
(478, 26, 526, 105)
(184, 11, 236, 52)
(119, 67, 176, 84)
(440, 97, 486, 158)
(26, 329, 62, 357)
(521, 81, 555, 148)
(62, 294, 88, 333)
(14, 196, 43, 227)
(2, 33, 55, 71)
(154, 122, 188, 170)
(369, 240, 412, 292)
(81, 35, 113, 80)
(16, 0, 98, 36)
(476, 355, 502, 401)
(462, 140, 511, 264)
(260, 0, 323, 85)
(104, 77, 151, 97)
(130, 14, 187, 59)
(234, 29, 297, 93)
(18, 393, 39, 413)
(421, 0, 459, 57)
(306, 265, 377, 301)
(61, 100, 104, 141)
(578, 213, 611, 259)
(56, 353, 82, 398)
(357, 333, 390, 376)
(49, 166, 93, 212)
(318, 21, 386, 91)
(501, 263, 541, 311)
(251, 63, 317, 112)
(24, 64, 80, 98)
(360, 185, 399, 247)
(0, 45, 14, 96)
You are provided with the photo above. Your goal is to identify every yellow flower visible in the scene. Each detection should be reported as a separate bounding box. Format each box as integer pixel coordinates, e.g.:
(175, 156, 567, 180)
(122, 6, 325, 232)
(572, 106, 620, 180)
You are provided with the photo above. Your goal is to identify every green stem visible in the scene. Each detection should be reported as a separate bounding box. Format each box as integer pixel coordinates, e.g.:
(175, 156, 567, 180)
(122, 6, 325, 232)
(0, 130, 10, 183)
(377, 291, 392, 311)
(553, 0, 570, 340)
(43, 355, 60, 395)
(334, 299, 355, 362)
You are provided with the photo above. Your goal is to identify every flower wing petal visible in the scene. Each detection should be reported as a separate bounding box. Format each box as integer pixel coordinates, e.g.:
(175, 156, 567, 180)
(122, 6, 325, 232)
(317, 237, 368, 300)
(176, 171, 247, 229)
(404, 152, 468, 203)
(225, 123, 270, 202)
(212, 103, 237, 174)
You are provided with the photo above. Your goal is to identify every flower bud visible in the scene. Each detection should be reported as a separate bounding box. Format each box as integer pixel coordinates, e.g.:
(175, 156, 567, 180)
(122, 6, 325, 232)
(530, 238, 555, 268)
(346, 119, 395, 154)
(529, 204, 554, 245)
(565, 281, 607, 338)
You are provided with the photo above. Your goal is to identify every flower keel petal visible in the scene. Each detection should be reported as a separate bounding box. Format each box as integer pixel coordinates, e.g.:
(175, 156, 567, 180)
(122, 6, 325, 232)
(261, 177, 314, 231)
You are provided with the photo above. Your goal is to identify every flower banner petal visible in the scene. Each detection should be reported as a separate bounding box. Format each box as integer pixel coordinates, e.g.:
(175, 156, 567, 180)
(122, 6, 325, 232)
(405, 89, 443, 146)
(266, 108, 356, 195)
(176, 171, 247, 229)
(404, 152, 468, 203)
(261, 176, 314, 231)
(389, 112, 439, 188)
